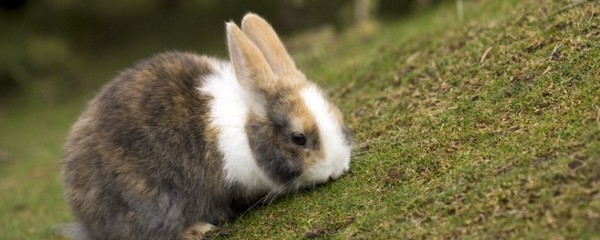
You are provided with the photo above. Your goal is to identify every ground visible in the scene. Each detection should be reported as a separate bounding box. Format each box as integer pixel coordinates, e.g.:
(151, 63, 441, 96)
(0, 0, 598, 239)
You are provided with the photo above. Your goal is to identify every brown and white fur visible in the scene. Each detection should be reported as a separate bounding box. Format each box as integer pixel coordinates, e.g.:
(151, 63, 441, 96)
(62, 13, 352, 240)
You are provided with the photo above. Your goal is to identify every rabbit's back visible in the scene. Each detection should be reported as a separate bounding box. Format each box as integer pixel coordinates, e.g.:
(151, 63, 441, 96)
(63, 52, 233, 240)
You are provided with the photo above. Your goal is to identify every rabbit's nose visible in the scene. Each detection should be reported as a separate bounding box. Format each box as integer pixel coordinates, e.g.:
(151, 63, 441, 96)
(328, 171, 343, 182)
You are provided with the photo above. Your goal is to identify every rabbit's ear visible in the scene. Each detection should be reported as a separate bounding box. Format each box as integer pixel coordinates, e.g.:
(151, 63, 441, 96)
(226, 22, 275, 93)
(241, 13, 298, 76)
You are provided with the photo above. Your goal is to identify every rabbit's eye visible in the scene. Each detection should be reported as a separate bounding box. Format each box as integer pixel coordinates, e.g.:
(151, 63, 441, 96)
(290, 132, 307, 146)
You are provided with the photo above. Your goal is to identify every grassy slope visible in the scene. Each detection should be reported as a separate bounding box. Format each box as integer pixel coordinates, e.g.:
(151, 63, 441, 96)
(0, 0, 598, 239)
(220, 0, 600, 239)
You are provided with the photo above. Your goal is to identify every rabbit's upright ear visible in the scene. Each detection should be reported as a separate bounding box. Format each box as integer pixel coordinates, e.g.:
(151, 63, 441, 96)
(226, 21, 276, 93)
(241, 13, 298, 76)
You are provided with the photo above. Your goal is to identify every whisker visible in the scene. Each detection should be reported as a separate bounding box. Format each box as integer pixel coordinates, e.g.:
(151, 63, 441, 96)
(238, 172, 308, 218)
(239, 168, 329, 219)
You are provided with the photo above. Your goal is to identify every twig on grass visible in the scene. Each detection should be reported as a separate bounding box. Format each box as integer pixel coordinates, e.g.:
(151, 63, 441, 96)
(596, 107, 600, 126)
(549, 0, 594, 17)
(550, 44, 561, 61)
(480, 47, 493, 64)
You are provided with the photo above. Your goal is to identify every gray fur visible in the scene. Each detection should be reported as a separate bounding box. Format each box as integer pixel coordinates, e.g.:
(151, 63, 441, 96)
(62, 223, 92, 240)
(63, 52, 235, 240)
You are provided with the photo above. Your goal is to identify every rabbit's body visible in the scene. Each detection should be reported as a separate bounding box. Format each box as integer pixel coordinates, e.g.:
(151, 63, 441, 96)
(63, 53, 239, 239)
(63, 14, 352, 240)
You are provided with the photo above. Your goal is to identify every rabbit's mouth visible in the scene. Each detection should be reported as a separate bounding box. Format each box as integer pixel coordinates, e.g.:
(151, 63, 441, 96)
(292, 163, 350, 191)
(290, 173, 345, 194)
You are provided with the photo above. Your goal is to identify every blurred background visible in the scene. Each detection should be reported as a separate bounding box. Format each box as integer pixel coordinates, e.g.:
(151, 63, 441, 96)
(0, 0, 452, 106)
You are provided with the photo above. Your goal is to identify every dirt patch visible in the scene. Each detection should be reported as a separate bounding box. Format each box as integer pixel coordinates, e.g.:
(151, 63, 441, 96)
(384, 167, 405, 187)
(303, 217, 355, 239)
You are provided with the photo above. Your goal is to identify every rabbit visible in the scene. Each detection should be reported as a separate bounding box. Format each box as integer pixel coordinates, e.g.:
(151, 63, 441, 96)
(62, 13, 353, 240)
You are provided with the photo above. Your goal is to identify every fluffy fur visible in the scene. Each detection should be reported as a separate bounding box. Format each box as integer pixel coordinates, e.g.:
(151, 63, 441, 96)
(199, 60, 279, 195)
(299, 85, 352, 183)
(62, 13, 352, 240)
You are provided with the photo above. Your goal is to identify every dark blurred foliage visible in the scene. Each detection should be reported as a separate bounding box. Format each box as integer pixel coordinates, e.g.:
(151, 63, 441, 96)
(0, 0, 27, 9)
(0, 0, 449, 101)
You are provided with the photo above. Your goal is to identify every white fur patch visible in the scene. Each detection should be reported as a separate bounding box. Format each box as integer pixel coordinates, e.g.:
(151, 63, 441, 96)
(299, 85, 352, 184)
(198, 59, 278, 194)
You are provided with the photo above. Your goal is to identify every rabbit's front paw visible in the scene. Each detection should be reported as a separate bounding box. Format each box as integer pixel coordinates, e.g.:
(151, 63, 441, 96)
(179, 222, 215, 240)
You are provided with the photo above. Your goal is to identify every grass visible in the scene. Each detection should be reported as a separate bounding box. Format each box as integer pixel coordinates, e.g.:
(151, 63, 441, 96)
(1, 0, 599, 239)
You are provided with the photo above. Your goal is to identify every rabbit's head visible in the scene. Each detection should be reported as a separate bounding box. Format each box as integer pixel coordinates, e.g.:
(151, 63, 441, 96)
(212, 14, 353, 195)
